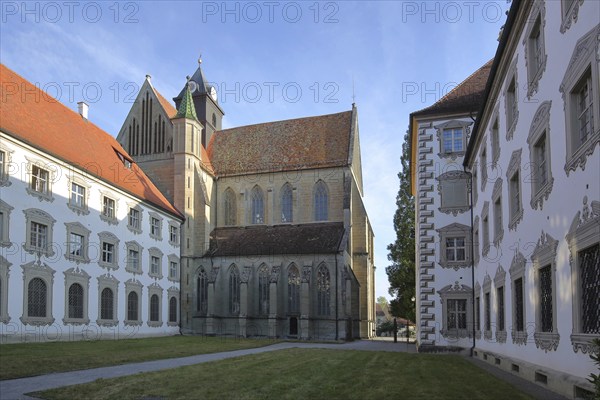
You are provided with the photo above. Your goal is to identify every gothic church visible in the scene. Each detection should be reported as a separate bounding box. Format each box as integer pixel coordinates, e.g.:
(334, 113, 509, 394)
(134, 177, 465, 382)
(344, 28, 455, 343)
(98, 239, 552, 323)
(116, 59, 375, 340)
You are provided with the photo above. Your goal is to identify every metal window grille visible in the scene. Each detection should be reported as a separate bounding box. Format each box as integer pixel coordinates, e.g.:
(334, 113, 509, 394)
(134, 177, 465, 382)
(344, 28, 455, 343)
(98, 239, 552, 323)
(197, 269, 208, 313)
(447, 299, 467, 330)
(515, 278, 524, 331)
(150, 294, 159, 322)
(258, 265, 270, 315)
(100, 288, 113, 320)
(68, 283, 84, 319)
(497, 286, 505, 331)
(127, 291, 138, 321)
(288, 266, 300, 314)
(169, 296, 177, 322)
(28, 278, 46, 317)
(540, 265, 553, 332)
(580, 244, 600, 334)
(485, 292, 491, 331)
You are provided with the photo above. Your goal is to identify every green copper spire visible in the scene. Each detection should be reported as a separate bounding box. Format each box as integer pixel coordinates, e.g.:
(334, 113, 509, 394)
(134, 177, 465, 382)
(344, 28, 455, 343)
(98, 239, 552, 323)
(175, 77, 199, 120)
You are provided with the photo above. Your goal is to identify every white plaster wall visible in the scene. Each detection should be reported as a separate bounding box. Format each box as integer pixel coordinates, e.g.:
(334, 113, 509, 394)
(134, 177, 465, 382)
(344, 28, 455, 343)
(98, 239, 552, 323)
(0, 133, 181, 342)
(470, 0, 600, 381)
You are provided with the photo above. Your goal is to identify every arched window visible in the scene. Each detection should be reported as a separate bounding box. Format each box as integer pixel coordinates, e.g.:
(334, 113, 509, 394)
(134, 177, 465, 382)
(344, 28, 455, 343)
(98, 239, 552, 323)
(314, 181, 328, 221)
(224, 188, 237, 226)
(229, 265, 240, 315)
(127, 291, 138, 321)
(169, 296, 177, 323)
(28, 278, 47, 317)
(317, 264, 330, 316)
(150, 294, 159, 322)
(68, 283, 84, 319)
(281, 183, 293, 223)
(258, 264, 270, 315)
(197, 268, 208, 313)
(100, 288, 114, 320)
(251, 186, 264, 224)
(288, 264, 300, 314)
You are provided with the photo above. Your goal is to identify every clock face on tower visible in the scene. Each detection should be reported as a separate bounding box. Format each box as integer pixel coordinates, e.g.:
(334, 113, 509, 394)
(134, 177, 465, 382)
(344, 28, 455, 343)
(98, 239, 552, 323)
(210, 86, 217, 101)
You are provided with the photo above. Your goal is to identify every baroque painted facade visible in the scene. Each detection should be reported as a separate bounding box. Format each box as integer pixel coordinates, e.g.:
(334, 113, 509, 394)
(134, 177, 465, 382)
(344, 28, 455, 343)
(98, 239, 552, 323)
(116, 60, 375, 340)
(0, 65, 184, 342)
(410, 0, 599, 398)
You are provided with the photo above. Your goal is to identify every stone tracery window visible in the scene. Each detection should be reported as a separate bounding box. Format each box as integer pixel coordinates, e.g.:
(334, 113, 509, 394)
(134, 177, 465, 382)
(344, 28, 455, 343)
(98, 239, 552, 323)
(317, 264, 330, 316)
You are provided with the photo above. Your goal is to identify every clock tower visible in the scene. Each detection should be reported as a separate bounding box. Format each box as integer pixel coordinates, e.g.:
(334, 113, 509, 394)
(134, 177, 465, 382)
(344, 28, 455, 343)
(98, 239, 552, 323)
(173, 56, 224, 149)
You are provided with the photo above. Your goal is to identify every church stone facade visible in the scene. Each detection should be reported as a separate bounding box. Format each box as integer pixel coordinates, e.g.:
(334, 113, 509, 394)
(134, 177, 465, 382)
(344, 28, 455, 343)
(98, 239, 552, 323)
(116, 61, 375, 340)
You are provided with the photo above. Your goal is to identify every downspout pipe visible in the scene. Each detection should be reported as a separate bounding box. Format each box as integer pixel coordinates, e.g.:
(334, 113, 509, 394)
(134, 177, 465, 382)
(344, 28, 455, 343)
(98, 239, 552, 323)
(464, 165, 476, 357)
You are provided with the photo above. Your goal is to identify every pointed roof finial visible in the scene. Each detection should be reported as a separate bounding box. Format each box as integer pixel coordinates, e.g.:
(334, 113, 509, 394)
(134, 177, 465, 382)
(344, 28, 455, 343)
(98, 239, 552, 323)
(198, 54, 202, 65)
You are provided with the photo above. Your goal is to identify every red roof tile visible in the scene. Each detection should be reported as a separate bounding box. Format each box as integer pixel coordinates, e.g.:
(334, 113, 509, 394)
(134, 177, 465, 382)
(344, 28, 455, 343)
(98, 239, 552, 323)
(0, 64, 182, 219)
(153, 88, 178, 119)
(207, 111, 352, 176)
(412, 60, 493, 117)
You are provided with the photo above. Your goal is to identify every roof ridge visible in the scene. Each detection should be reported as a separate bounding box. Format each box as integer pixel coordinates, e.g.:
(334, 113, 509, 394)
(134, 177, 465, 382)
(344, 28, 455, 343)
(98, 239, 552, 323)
(216, 110, 352, 133)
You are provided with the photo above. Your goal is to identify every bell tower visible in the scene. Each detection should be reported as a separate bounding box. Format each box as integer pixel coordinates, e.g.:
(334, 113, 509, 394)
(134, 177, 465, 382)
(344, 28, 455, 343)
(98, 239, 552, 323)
(174, 56, 224, 149)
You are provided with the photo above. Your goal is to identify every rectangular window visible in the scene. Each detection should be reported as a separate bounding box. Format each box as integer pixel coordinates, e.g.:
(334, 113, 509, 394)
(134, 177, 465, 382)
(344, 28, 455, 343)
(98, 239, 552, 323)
(30, 221, 47, 250)
(484, 292, 491, 331)
(507, 78, 517, 128)
(515, 278, 524, 332)
(31, 165, 49, 194)
(151, 256, 159, 275)
(509, 171, 520, 220)
(576, 72, 594, 146)
(129, 208, 140, 229)
(540, 265, 553, 332)
(529, 17, 543, 76)
(443, 128, 463, 153)
(151, 217, 160, 236)
(494, 198, 502, 239)
(170, 261, 178, 279)
(0, 151, 5, 180)
(128, 249, 139, 271)
(481, 148, 488, 186)
(579, 244, 600, 334)
(70, 183, 85, 208)
(447, 299, 467, 329)
(103, 197, 115, 219)
(445, 237, 466, 261)
(69, 233, 83, 257)
(534, 133, 548, 189)
(497, 286, 505, 331)
(482, 216, 489, 249)
(102, 242, 114, 264)
(169, 225, 179, 243)
(492, 119, 500, 161)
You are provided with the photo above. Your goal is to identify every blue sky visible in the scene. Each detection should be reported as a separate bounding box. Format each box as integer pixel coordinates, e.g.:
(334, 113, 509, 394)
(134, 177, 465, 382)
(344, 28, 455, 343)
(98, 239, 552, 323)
(1, 1, 508, 301)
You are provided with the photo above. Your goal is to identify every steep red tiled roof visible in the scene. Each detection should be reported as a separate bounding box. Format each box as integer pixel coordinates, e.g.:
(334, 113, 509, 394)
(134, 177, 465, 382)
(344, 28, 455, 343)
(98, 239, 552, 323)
(0, 64, 182, 219)
(207, 222, 345, 256)
(412, 60, 493, 117)
(207, 111, 352, 176)
(153, 88, 178, 119)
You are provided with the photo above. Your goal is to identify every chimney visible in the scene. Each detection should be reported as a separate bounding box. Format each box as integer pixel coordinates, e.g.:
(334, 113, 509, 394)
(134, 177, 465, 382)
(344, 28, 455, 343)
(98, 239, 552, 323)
(77, 101, 89, 120)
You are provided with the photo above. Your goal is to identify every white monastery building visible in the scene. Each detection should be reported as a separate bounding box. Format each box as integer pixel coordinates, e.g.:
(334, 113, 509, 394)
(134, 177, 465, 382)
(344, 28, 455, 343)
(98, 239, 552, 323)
(409, 0, 599, 398)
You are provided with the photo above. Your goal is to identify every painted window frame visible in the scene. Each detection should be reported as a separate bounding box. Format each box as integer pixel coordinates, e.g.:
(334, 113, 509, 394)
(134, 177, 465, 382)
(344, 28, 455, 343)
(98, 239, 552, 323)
(20, 260, 55, 326)
(98, 231, 119, 270)
(62, 268, 90, 325)
(127, 204, 143, 234)
(560, 25, 600, 175)
(434, 120, 471, 160)
(25, 157, 56, 202)
(168, 221, 180, 247)
(64, 222, 91, 263)
(523, 0, 547, 99)
(566, 197, 600, 354)
(436, 223, 472, 270)
(96, 274, 119, 327)
(531, 231, 560, 352)
(492, 178, 504, 245)
(148, 247, 163, 279)
(125, 241, 143, 274)
(509, 251, 528, 345)
(504, 57, 520, 141)
(0, 199, 14, 248)
(436, 171, 469, 216)
(99, 191, 118, 225)
(147, 283, 163, 327)
(167, 254, 179, 282)
(527, 101, 554, 210)
(560, 0, 584, 34)
(23, 208, 56, 257)
(124, 279, 143, 326)
(438, 282, 473, 339)
(149, 212, 163, 241)
(506, 149, 523, 231)
(67, 175, 91, 216)
(494, 265, 507, 343)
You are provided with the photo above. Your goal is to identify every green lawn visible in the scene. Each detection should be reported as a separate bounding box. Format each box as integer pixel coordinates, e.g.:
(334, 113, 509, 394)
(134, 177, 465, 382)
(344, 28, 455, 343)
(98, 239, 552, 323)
(35, 349, 532, 400)
(0, 335, 276, 380)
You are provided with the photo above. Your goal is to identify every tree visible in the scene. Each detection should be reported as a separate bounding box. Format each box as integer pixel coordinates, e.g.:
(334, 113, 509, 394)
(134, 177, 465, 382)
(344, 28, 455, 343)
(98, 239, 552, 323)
(386, 129, 416, 322)
(376, 296, 388, 307)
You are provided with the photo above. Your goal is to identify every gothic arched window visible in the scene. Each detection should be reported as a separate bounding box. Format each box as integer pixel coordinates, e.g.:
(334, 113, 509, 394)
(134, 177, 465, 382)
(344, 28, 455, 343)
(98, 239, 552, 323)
(281, 183, 293, 223)
(251, 186, 264, 224)
(314, 181, 328, 221)
(224, 188, 236, 226)
(229, 265, 240, 315)
(317, 264, 330, 316)
(288, 264, 300, 314)
(197, 268, 208, 314)
(28, 278, 47, 317)
(68, 283, 84, 319)
(258, 264, 270, 315)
